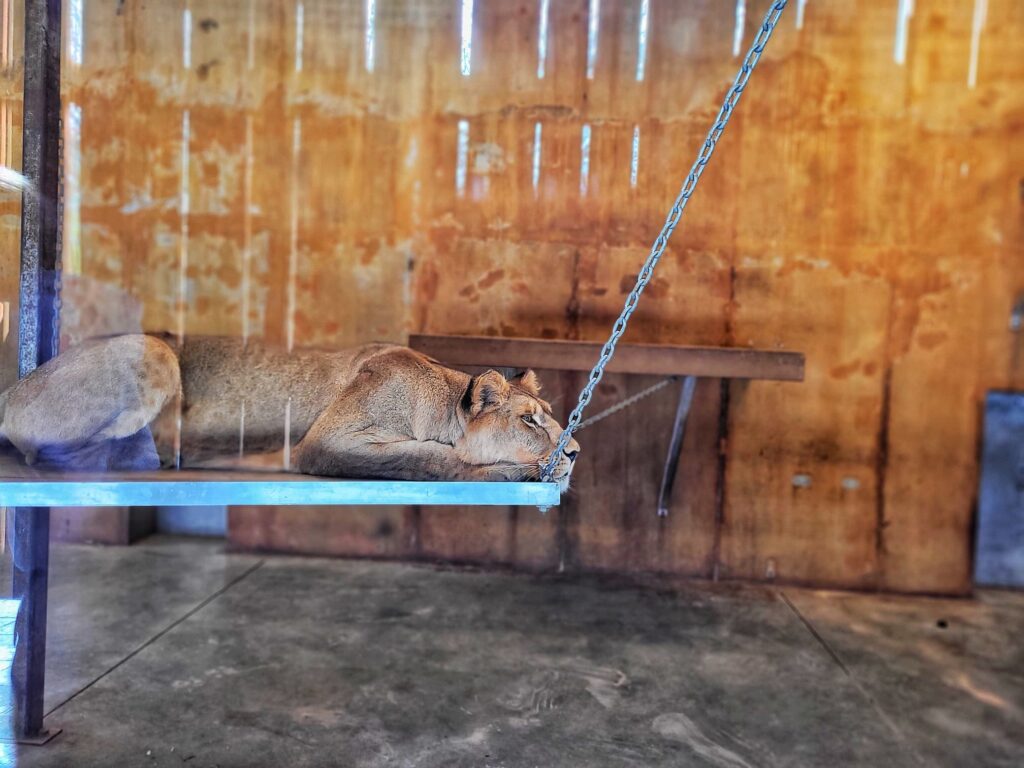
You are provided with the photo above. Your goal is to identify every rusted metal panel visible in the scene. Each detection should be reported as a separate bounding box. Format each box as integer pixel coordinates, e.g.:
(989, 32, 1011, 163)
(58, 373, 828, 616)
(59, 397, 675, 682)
(3, 0, 1018, 594)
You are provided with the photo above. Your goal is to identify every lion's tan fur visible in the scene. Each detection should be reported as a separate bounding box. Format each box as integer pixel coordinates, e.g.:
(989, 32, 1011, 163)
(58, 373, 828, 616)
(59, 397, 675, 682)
(0, 335, 579, 488)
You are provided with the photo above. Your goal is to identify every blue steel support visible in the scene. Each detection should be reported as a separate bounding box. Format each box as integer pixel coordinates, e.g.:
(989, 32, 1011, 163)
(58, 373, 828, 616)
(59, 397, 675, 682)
(0, 478, 562, 510)
(14, 0, 62, 742)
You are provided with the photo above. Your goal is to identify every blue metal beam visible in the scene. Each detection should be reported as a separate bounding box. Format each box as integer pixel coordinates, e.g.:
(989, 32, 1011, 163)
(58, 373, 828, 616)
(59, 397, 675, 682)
(0, 478, 561, 509)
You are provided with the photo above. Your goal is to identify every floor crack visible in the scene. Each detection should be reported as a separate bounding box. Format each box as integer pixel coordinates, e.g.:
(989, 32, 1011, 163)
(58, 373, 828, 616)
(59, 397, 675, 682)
(779, 590, 850, 675)
(779, 589, 926, 767)
(43, 559, 265, 720)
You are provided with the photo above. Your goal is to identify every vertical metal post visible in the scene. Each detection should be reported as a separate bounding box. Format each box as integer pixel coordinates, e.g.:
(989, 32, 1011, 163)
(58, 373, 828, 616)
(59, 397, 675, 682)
(11, 508, 52, 740)
(656, 376, 697, 517)
(13, 0, 62, 742)
(19, 0, 61, 375)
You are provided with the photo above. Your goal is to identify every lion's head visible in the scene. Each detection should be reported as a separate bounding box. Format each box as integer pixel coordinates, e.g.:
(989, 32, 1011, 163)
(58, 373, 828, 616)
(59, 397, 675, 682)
(454, 369, 580, 492)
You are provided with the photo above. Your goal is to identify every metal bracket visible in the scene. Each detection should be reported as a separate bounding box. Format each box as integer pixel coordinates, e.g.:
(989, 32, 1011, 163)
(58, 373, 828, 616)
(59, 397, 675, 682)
(656, 376, 697, 517)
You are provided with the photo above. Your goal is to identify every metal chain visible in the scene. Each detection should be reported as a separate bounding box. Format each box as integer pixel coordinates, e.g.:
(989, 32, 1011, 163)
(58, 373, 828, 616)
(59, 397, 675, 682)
(542, 0, 789, 481)
(573, 376, 677, 432)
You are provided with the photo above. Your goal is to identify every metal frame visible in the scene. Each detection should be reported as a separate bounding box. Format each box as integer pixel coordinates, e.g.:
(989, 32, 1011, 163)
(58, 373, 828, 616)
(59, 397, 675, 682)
(12, 0, 62, 743)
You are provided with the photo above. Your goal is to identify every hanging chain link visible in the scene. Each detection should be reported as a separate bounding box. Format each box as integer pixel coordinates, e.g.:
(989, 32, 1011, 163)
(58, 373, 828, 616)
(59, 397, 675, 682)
(573, 375, 677, 432)
(542, 0, 789, 481)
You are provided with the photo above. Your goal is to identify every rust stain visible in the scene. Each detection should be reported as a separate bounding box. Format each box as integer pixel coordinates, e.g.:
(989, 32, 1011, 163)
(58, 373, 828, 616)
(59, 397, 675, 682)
(418, 262, 439, 304)
(618, 274, 668, 299)
(196, 60, 221, 80)
(884, 268, 954, 359)
(477, 268, 505, 290)
(916, 330, 948, 350)
(830, 360, 861, 379)
(358, 239, 381, 266)
(215, 263, 241, 290)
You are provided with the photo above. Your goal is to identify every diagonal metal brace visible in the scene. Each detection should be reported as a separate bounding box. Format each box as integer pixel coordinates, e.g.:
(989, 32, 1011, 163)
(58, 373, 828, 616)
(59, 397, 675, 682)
(657, 376, 697, 517)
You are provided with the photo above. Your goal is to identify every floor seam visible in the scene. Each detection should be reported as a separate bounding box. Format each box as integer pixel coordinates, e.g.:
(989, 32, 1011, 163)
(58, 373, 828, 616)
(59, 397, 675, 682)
(778, 589, 926, 767)
(778, 590, 850, 675)
(43, 559, 265, 720)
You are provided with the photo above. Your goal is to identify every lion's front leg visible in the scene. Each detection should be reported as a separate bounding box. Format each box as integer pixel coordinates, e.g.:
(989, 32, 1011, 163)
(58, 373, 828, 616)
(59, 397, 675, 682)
(294, 428, 505, 482)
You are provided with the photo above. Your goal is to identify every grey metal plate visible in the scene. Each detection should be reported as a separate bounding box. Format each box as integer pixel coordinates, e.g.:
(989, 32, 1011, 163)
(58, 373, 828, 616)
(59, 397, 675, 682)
(975, 392, 1024, 587)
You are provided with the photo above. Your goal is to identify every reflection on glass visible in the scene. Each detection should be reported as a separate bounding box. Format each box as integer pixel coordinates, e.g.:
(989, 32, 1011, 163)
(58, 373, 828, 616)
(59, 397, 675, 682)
(1, 0, 14, 69)
(295, 1, 304, 72)
(456, 119, 469, 196)
(64, 103, 83, 275)
(287, 119, 301, 353)
(182, 7, 192, 69)
(0, 87, 12, 178)
(68, 0, 84, 66)
(732, 0, 745, 57)
(796, 0, 808, 30)
(537, 0, 550, 79)
(460, 0, 474, 76)
(586, 0, 600, 79)
(248, 0, 256, 69)
(968, 0, 987, 89)
(178, 109, 191, 343)
(283, 397, 292, 469)
(579, 123, 591, 197)
(635, 0, 649, 82)
(175, 104, 192, 469)
(893, 0, 913, 65)
(0, 599, 18, 766)
(242, 115, 254, 343)
(365, 0, 377, 73)
(532, 122, 542, 195)
(630, 125, 640, 189)
(239, 401, 247, 457)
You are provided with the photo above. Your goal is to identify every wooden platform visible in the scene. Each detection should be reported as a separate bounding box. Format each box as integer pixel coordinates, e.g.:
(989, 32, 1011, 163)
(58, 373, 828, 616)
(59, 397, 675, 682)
(0, 456, 561, 509)
(409, 334, 805, 380)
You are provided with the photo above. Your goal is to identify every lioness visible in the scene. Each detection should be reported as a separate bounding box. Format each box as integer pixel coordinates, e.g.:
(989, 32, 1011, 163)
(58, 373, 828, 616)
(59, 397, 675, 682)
(0, 335, 579, 490)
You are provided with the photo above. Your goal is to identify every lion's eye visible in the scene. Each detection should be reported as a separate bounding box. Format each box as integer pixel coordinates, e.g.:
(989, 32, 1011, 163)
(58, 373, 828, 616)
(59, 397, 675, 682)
(521, 414, 537, 426)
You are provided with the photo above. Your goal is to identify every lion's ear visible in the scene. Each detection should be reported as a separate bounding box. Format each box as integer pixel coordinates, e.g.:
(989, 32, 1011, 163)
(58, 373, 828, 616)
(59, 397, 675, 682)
(470, 370, 511, 416)
(514, 369, 541, 396)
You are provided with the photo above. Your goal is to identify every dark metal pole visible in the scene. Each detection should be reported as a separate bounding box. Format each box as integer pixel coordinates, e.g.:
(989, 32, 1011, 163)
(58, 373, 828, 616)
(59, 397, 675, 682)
(11, 508, 52, 740)
(656, 376, 697, 518)
(13, 0, 62, 742)
(19, 0, 61, 375)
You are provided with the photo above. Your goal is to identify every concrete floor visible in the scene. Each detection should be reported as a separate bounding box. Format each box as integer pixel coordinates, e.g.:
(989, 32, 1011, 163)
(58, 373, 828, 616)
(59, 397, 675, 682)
(4, 536, 1024, 767)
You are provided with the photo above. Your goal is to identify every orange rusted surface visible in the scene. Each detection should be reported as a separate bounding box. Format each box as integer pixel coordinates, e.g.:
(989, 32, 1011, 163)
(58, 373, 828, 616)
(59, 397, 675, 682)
(1, 0, 1022, 593)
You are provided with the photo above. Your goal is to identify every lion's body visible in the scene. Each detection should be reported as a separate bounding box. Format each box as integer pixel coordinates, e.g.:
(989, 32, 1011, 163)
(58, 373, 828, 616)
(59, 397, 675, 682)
(0, 335, 578, 488)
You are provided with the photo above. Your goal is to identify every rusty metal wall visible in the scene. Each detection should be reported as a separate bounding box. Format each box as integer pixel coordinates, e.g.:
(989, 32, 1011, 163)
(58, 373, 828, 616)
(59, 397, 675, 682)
(2, 0, 1023, 592)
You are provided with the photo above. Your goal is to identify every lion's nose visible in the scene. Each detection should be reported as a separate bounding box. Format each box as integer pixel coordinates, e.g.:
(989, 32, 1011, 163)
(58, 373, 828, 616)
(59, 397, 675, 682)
(563, 448, 579, 463)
